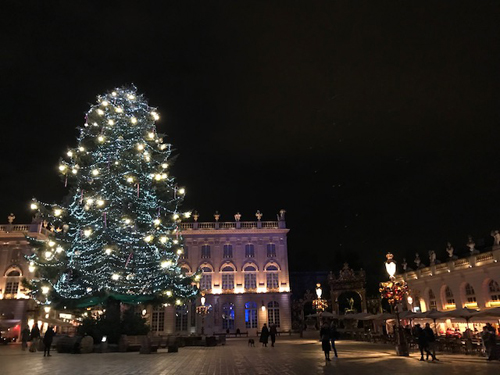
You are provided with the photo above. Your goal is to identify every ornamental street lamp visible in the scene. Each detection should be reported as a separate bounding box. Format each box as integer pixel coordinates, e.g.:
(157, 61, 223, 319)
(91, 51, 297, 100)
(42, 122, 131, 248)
(312, 283, 328, 313)
(379, 253, 409, 356)
(196, 292, 211, 335)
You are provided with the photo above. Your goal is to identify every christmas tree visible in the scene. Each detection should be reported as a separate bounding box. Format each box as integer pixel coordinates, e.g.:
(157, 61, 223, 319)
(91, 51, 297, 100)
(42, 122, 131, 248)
(26, 86, 198, 306)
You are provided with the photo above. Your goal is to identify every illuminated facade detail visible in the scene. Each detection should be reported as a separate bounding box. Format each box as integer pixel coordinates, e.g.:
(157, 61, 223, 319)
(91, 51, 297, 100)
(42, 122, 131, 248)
(395, 245, 500, 311)
(145, 212, 291, 335)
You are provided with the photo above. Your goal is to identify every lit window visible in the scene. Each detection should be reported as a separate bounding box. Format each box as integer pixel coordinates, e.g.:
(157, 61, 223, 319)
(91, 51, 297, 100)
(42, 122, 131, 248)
(245, 302, 257, 328)
(151, 306, 165, 332)
(175, 305, 188, 331)
(222, 303, 235, 330)
(267, 301, 280, 327)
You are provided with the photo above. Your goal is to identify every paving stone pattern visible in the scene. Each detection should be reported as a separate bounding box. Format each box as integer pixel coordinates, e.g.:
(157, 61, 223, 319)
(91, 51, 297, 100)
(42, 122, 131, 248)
(0, 337, 498, 375)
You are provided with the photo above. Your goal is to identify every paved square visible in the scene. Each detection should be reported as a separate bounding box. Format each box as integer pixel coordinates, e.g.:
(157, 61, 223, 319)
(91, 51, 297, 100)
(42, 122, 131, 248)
(0, 336, 498, 375)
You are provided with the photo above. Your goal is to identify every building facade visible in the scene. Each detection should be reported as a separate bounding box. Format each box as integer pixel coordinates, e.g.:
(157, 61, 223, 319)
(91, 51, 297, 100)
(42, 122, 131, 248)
(395, 246, 500, 313)
(147, 211, 292, 336)
(0, 221, 49, 340)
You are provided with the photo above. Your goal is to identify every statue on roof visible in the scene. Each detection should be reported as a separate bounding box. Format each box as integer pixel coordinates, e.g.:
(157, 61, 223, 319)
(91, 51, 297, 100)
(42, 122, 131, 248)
(491, 230, 500, 246)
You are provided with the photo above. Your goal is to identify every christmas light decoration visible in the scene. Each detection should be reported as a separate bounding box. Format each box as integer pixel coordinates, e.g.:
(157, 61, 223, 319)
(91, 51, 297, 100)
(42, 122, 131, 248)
(26, 86, 198, 305)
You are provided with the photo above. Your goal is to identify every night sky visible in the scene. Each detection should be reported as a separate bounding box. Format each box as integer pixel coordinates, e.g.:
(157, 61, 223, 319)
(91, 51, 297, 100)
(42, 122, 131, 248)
(1, 1, 499, 291)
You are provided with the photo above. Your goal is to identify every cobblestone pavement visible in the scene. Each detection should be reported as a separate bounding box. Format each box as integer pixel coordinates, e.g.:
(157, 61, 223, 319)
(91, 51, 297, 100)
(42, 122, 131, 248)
(1, 337, 498, 375)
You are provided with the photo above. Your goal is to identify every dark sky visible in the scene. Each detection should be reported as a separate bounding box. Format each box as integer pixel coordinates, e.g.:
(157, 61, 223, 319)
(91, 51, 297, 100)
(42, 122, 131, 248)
(1, 1, 499, 290)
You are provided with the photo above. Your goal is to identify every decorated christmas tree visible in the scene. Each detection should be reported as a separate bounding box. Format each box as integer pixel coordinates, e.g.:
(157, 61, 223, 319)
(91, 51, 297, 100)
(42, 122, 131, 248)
(26, 86, 198, 307)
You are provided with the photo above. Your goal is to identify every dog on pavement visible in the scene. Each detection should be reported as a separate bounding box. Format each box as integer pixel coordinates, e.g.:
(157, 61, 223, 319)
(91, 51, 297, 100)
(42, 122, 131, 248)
(248, 339, 255, 347)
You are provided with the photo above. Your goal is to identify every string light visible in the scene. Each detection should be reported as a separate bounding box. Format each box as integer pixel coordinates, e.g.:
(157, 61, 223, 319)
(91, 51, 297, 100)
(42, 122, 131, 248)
(30, 203, 38, 210)
(151, 112, 159, 120)
(130, 117, 137, 124)
(97, 109, 104, 115)
(92, 169, 99, 176)
(83, 229, 92, 237)
(98, 135, 105, 142)
(54, 209, 62, 216)
(67, 151, 73, 157)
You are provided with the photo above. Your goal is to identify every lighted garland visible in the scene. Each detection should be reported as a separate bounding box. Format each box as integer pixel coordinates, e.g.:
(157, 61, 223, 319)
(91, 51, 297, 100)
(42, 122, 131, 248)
(26, 86, 199, 305)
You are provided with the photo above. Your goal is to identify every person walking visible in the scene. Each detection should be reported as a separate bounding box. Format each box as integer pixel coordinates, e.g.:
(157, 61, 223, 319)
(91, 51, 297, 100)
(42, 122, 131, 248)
(320, 321, 331, 361)
(415, 324, 434, 361)
(269, 324, 277, 347)
(43, 326, 55, 357)
(329, 322, 339, 358)
(260, 323, 269, 347)
(423, 323, 438, 361)
(30, 323, 40, 352)
(21, 326, 30, 351)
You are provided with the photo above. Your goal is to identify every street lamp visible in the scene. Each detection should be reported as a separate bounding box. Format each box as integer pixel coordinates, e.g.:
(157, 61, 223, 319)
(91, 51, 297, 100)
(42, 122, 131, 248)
(312, 283, 328, 312)
(379, 252, 409, 356)
(196, 292, 211, 335)
(407, 296, 413, 312)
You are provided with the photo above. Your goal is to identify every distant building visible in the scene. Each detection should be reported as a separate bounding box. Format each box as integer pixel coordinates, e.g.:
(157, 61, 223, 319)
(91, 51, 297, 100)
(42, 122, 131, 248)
(0, 221, 49, 340)
(1, 212, 293, 338)
(396, 246, 500, 313)
(147, 211, 292, 335)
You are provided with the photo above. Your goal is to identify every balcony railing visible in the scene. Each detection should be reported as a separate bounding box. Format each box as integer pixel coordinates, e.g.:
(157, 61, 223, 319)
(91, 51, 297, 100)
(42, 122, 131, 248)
(180, 221, 281, 231)
(0, 224, 51, 237)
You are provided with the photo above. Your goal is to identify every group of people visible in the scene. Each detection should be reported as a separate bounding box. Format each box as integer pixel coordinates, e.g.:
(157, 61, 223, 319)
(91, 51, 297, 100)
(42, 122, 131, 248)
(21, 323, 55, 357)
(259, 323, 278, 347)
(413, 323, 438, 361)
(320, 320, 339, 361)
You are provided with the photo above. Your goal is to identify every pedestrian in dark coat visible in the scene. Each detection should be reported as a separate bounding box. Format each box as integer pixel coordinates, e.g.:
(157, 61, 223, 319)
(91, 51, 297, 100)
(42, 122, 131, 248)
(423, 323, 438, 361)
(21, 326, 30, 351)
(260, 324, 269, 347)
(270, 324, 277, 347)
(30, 323, 41, 352)
(320, 322, 331, 361)
(329, 323, 339, 358)
(43, 326, 55, 357)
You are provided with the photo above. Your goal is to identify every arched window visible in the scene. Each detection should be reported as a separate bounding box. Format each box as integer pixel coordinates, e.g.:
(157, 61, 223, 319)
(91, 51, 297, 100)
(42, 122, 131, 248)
(244, 265, 257, 290)
(266, 265, 279, 290)
(221, 264, 235, 291)
(489, 280, 500, 303)
(175, 304, 188, 331)
(222, 303, 235, 330)
(445, 286, 455, 306)
(465, 283, 477, 304)
(245, 302, 257, 328)
(268, 301, 280, 327)
(200, 266, 212, 291)
(428, 289, 437, 310)
(4, 268, 21, 298)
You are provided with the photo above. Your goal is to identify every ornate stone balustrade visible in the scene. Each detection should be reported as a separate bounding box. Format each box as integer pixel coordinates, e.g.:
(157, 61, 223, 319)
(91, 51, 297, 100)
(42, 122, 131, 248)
(180, 221, 280, 231)
(396, 247, 500, 282)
